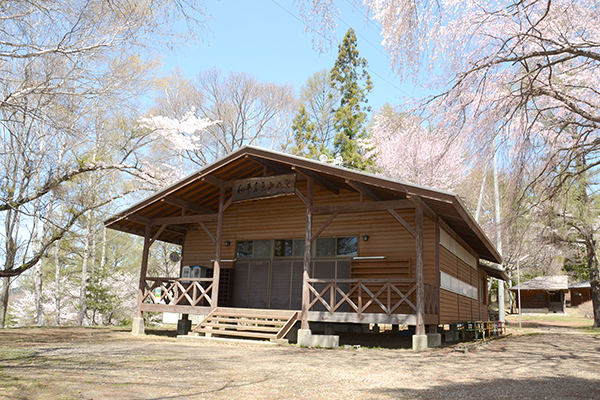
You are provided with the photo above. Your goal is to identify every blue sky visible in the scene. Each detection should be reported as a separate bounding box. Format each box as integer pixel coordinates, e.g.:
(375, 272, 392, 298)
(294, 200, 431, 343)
(160, 0, 426, 113)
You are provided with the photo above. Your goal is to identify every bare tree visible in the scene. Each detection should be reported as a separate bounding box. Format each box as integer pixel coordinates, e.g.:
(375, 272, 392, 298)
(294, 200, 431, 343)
(298, 69, 340, 154)
(0, 0, 209, 327)
(150, 68, 297, 166)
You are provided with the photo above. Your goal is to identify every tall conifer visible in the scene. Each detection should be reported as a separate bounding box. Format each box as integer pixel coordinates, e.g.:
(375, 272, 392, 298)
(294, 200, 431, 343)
(330, 28, 374, 170)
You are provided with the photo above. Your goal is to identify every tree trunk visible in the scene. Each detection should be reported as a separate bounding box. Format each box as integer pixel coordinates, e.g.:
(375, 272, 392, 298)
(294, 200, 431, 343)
(54, 241, 61, 326)
(586, 236, 600, 328)
(1, 207, 20, 329)
(33, 259, 45, 326)
(0, 277, 10, 328)
(78, 220, 92, 326)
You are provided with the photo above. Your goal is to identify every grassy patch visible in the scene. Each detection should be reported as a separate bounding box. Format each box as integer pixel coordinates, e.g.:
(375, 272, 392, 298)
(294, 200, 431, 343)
(521, 332, 544, 337)
(575, 326, 600, 335)
(0, 347, 37, 362)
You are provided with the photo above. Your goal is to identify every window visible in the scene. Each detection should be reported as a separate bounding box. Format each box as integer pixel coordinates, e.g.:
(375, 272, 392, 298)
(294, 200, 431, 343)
(440, 271, 478, 300)
(337, 237, 358, 256)
(274, 240, 293, 257)
(316, 237, 358, 257)
(236, 240, 271, 258)
(293, 239, 305, 257)
(237, 237, 356, 258)
(253, 240, 271, 258)
(535, 293, 544, 300)
(237, 241, 253, 258)
(316, 238, 336, 256)
(274, 239, 305, 257)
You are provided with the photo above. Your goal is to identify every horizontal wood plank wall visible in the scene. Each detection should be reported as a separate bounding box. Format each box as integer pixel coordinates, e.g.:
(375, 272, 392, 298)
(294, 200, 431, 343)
(440, 289, 458, 324)
(459, 295, 472, 321)
(479, 269, 487, 320)
(423, 218, 437, 284)
(440, 247, 458, 277)
(519, 291, 549, 309)
(182, 183, 439, 283)
(350, 259, 411, 279)
(439, 246, 488, 324)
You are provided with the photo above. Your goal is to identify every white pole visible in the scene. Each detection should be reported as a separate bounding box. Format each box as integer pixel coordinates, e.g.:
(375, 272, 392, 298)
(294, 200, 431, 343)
(517, 258, 522, 329)
(493, 138, 505, 323)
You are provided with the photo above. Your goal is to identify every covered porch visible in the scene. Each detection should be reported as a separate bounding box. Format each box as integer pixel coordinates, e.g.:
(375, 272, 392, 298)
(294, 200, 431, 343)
(138, 274, 440, 326)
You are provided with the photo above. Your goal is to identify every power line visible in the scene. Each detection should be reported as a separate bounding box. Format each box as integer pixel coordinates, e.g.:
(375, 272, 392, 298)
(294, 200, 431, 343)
(271, 0, 411, 98)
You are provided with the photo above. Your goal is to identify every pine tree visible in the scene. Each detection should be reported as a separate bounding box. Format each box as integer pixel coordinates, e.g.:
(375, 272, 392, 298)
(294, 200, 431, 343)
(330, 28, 374, 170)
(290, 104, 324, 159)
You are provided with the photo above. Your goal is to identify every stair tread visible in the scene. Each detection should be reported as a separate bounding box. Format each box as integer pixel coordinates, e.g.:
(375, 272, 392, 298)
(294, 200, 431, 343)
(195, 328, 276, 339)
(200, 322, 281, 332)
(213, 312, 294, 320)
(207, 316, 287, 326)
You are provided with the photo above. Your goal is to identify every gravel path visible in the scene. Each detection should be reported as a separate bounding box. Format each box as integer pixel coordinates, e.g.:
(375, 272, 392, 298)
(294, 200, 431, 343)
(1, 324, 599, 399)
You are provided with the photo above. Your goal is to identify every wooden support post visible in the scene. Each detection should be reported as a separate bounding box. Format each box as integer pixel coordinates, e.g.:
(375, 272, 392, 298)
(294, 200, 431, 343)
(136, 224, 152, 319)
(211, 186, 225, 311)
(415, 204, 425, 336)
(301, 177, 313, 330)
(435, 218, 441, 325)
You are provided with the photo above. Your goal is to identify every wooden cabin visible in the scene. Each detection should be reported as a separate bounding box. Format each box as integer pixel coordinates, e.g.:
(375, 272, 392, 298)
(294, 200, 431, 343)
(105, 146, 504, 349)
(510, 276, 568, 314)
(569, 281, 591, 307)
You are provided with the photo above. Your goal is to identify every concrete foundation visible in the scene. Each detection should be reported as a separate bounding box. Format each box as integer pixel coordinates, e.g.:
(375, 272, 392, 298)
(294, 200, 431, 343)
(297, 329, 339, 349)
(427, 333, 442, 348)
(132, 317, 145, 336)
(412, 334, 428, 351)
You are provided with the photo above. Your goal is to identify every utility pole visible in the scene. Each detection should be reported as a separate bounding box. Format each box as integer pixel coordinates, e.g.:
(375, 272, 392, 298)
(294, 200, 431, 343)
(493, 137, 505, 323)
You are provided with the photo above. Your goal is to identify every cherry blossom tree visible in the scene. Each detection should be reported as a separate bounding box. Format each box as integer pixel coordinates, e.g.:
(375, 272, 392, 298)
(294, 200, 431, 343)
(139, 110, 219, 184)
(368, 105, 466, 191)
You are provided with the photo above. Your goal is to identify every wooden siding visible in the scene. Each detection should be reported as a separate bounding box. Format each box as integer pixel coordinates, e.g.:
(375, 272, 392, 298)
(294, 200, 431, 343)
(519, 290, 549, 311)
(439, 246, 488, 324)
(440, 289, 458, 324)
(571, 288, 591, 307)
(183, 185, 436, 286)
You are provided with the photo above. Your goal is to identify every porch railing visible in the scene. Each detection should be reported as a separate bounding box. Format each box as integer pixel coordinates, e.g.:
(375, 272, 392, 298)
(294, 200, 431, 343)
(142, 277, 214, 307)
(307, 278, 438, 318)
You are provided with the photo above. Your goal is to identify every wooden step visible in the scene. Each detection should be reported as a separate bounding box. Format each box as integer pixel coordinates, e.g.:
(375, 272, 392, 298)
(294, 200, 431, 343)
(192, 308, 298, 342)
(208, 316, 287, 326)
(195, 328, 276, 340)
(200, 322, 281, 333)
(213, 309, 295, 319)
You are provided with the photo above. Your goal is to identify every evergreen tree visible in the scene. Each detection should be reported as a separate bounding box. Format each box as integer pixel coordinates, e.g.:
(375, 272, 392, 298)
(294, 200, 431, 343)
(330, 28, 374, 170)
(290, 105, 320, 159)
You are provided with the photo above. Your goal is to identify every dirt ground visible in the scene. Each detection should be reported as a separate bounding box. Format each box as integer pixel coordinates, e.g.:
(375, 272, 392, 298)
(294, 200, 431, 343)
(1, 317, 599, 400)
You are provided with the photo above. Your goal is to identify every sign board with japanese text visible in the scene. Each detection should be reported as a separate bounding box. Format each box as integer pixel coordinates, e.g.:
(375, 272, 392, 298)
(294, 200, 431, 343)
(231, 174, 296, 203)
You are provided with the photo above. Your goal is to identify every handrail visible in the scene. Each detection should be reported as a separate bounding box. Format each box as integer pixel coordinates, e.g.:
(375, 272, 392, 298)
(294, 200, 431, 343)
(308, 278, 415, 284)
(142, 277, 214, 307)
(145, 276, 214, 282)
(307, 278, 438, 318)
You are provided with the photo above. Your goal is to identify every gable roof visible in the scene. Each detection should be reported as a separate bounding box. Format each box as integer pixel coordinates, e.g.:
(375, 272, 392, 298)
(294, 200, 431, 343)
(569, 281, 591, 289)
(510, 275, 569, 291)
(104, 145, 502, 264)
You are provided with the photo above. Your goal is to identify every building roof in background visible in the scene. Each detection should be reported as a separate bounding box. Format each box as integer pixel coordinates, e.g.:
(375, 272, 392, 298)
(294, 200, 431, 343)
(510, 275, 569, 291)
(569, 281, 591, 289)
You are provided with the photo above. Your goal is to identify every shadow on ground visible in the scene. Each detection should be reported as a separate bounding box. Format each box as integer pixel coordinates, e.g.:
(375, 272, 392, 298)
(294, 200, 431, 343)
(369, 376, 600, 399)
